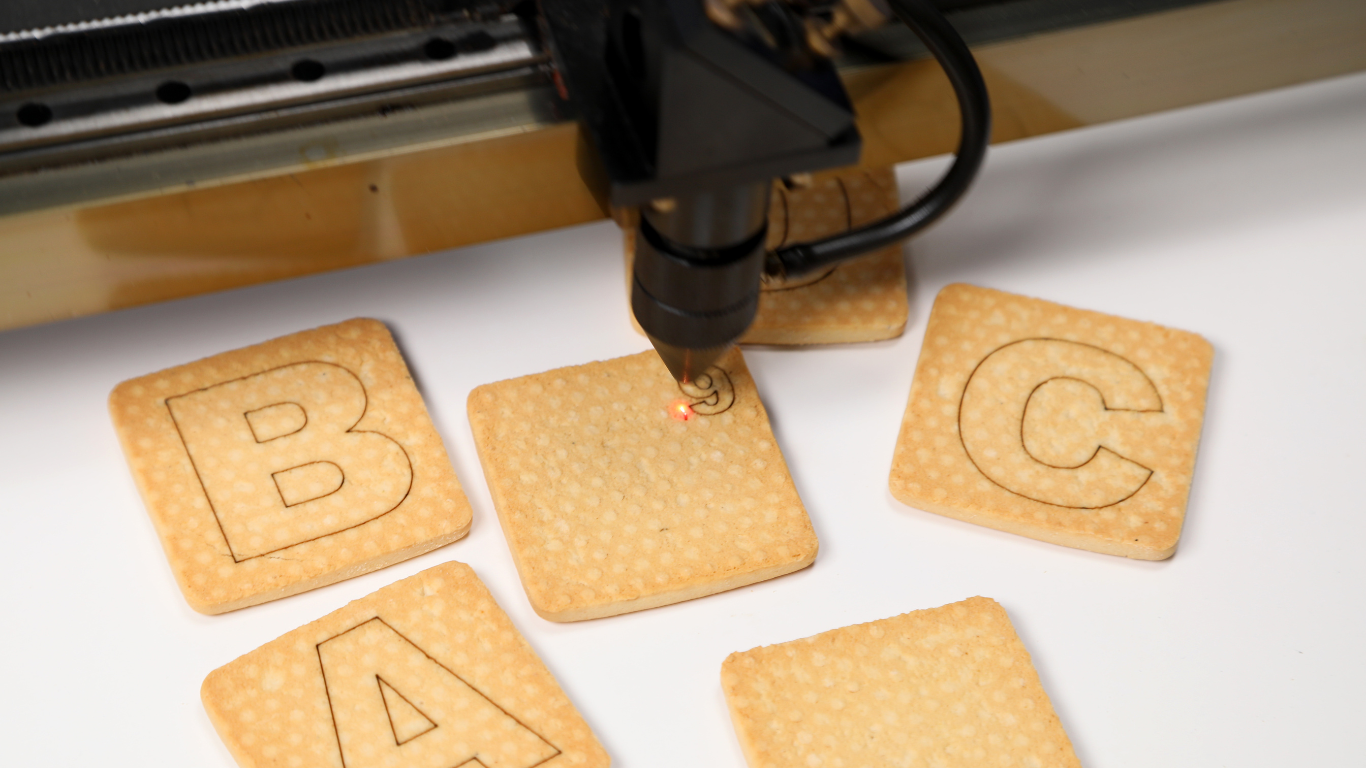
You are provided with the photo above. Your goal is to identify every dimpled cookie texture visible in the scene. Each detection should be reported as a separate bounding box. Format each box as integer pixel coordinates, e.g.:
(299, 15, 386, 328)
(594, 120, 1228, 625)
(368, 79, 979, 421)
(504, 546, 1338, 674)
(201, 562, 610, 768)
(722, 597, 1080, 768)
(467, 347, 818, 621)
(624, 166, 909, 344)
(109, 318, 472, 613)
(890, 284, 1214, 559)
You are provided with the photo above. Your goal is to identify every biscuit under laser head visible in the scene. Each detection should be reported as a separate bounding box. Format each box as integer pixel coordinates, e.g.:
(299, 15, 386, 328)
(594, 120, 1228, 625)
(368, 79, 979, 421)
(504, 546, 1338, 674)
(721, 597, 1080, 768)
(624, 167, 909, 345)
(201, 562, 609, 768)
(467, 348, 818, 621)
(109, 318, 472, 613)
(890, 284, 1214, 559)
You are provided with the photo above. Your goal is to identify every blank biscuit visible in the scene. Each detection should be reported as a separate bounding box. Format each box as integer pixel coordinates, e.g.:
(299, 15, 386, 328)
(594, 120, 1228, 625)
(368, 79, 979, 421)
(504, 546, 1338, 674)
(625, 167, 909, 344)
(722, 597, 1080, 768)
(109, 318, 472, 613)
(202, 561, 609, 768)
(467, 348, 818, 621)
(890, 284, 1214, 559)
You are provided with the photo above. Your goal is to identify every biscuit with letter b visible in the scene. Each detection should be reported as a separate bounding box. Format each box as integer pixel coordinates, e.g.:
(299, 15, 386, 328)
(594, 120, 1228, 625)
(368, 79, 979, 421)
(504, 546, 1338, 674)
(201, 562, 609, 768)
(468, 348, 818, 621)
(109, 318, 472, 613)
(721, 597, 1080, 768)
(890, 284, 1214, 559)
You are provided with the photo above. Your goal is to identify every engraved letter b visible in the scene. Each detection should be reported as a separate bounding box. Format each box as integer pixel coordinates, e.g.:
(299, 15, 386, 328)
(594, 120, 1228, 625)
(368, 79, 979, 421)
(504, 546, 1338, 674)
(167, 362, 412, 560)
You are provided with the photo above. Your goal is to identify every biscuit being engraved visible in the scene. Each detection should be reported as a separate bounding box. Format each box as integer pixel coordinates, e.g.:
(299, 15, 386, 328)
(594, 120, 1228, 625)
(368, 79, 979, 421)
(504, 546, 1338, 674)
(202, 562, 609, 768)
(625, 167, 908, 344)
(722, 597, 1080, 768)
(468, 348, 818, 621)
(890, 284, 1213, 559)
(110, 319, 472, 613)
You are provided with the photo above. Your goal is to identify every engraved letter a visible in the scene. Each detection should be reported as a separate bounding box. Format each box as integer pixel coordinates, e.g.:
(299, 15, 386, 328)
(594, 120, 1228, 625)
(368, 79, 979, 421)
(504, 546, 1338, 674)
(167, 362, 412, 561)
(318, 618, 558, 768)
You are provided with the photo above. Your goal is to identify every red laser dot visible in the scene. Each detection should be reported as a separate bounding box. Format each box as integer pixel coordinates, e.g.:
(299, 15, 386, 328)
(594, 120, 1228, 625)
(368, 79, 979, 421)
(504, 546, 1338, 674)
(669, 399, 694, 422)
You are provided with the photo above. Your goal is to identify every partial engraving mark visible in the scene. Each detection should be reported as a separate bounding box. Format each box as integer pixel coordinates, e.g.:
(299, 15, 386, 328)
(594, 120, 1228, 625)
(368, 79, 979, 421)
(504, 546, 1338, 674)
(678, 367, 735, 416)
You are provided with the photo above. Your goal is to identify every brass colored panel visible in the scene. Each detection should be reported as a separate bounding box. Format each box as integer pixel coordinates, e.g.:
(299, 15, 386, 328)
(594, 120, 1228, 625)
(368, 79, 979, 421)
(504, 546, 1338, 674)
(389, 124, 605, 254)
(0, 124, 603, 330)
(977, 0, 1366, 125)
(846, 62, 1084, 169)
(850, 0, 1366, 167)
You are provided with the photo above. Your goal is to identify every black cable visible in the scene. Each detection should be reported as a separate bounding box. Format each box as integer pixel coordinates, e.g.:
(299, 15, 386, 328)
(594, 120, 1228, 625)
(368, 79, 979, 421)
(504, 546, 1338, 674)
(769, 0, 991, 277)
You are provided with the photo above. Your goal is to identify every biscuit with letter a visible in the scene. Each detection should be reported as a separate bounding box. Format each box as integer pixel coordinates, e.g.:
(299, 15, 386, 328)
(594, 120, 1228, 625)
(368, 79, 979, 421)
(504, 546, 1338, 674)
(625, 167, 909, 344)
(722, 597, 1080, 768)
(467, 348, 818, 621)
(109, 318, 472, 613)
(890, 284, 1214, 559)
(201, 561, 609, 768)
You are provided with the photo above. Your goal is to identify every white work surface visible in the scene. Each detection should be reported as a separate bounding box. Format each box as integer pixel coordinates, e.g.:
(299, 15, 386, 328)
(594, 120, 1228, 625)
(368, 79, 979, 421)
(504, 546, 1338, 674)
(3, 71, 1365, 767)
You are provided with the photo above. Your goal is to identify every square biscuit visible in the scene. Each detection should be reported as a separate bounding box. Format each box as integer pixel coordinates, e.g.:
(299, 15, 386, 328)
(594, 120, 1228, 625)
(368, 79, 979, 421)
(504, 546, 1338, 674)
(467, 348, 818, 621)
(890, 284, 1214, 559)
(109, 318, 472, 614)
(625, 167, 909, 345)
(750, 167, 910, 344)
(721, 597, 1079, 768)
(202, 561, 609, 768)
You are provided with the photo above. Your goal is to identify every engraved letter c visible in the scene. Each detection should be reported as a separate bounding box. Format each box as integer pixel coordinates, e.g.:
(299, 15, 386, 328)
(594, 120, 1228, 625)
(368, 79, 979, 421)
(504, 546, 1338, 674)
(958, 338, 1162, 509)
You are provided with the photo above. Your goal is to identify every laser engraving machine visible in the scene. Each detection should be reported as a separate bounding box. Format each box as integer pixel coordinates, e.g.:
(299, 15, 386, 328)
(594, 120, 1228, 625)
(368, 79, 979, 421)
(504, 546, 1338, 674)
(1, 0, 1363, 351)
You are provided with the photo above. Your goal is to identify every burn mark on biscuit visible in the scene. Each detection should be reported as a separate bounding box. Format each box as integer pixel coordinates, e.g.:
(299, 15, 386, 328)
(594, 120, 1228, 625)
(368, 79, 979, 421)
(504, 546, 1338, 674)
(318, 616, 560, 768)
(678, 367, 735, 415)
(957, 338, 1163, 510)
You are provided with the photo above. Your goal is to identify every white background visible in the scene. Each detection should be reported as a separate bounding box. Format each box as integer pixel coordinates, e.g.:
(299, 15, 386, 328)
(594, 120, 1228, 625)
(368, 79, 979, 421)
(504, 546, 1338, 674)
(1, 70, 1363, 767)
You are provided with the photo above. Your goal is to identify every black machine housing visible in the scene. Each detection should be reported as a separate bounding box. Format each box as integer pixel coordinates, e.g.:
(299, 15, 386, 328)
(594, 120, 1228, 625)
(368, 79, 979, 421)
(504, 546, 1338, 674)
(541, 0, 863, 380)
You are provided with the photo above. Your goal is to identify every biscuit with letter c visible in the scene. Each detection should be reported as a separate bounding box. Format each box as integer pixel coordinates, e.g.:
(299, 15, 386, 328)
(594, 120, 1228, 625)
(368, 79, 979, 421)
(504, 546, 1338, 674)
(890, 284, 1213, 559)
